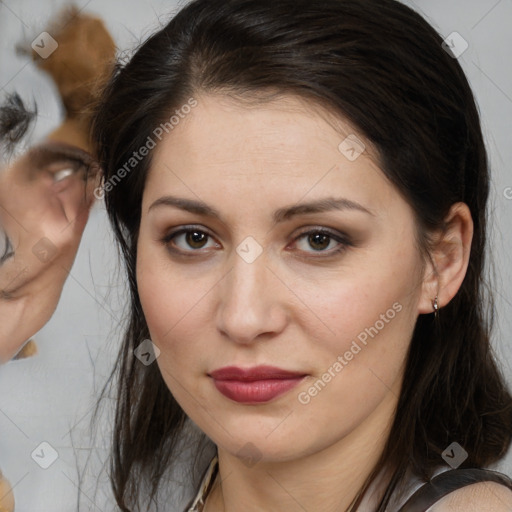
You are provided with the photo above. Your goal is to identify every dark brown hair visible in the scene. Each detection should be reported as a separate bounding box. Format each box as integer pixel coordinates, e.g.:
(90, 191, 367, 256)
(90, 0, 512, 510)
(0, 93, 36, 157)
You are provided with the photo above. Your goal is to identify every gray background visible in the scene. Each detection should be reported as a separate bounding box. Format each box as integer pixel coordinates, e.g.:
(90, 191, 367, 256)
(0, 0, 511, 510)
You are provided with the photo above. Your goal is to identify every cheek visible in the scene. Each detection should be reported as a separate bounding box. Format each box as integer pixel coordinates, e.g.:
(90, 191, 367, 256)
(299, 242, 421, 375)
(292, 276, 416, 433)
(136, 248, 211, 367)
(136, 252, 219, 413)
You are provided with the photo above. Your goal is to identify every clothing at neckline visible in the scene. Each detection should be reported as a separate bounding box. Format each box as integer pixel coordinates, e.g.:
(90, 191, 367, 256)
(184, 454, 512, 512)
(186, 454, 219, 512)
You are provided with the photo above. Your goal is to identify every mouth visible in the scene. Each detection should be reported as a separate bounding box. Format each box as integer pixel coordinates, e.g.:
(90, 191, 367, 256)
(208, 365, 309, 404)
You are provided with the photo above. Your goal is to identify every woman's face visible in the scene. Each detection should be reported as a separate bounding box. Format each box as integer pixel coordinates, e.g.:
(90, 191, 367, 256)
(136, 93, 428, 462)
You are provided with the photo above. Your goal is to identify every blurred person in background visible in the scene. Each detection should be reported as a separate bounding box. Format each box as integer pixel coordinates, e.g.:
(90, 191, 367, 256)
(0, 91, 98, 362)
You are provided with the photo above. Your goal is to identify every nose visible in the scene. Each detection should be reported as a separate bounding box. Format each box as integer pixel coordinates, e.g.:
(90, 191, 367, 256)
(216, 248, 288, 345)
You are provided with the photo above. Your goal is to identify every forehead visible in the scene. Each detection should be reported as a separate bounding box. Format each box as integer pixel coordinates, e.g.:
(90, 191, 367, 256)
(144, 93, 397, 215)
(154, 93, 373, 161)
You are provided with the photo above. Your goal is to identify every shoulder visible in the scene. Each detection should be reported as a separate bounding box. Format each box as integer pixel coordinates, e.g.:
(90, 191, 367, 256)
(428, 481, 512, 512)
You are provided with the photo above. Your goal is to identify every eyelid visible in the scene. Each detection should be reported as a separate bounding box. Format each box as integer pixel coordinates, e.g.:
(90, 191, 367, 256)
(292, 225, 349, 239)
(163, 224, 215, 240)
(44, 158, 88, 173)
(28, 144, 95, 168)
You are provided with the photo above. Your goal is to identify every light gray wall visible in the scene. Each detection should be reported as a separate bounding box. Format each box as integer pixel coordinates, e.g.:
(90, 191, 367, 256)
(0, 1, 511, 510)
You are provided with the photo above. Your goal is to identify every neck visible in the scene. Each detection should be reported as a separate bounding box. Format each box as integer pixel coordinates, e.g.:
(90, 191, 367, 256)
(204, 390, 398, 512)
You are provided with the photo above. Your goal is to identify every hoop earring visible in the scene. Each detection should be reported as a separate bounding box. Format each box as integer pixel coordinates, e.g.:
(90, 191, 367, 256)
(432, 295, 439, 318)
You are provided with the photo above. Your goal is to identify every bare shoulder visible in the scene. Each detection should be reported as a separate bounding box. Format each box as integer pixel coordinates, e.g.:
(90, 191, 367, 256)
(428, 481, 512, 512)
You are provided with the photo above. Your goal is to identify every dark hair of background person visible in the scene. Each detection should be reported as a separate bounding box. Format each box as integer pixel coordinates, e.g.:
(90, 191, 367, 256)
(0, 93, 36, 156)
(90, 0, 512, 510)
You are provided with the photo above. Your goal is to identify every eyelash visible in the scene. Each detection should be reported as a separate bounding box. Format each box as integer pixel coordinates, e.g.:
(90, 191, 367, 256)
(0, 232, 14, 264)
(160, 225, 352, 258)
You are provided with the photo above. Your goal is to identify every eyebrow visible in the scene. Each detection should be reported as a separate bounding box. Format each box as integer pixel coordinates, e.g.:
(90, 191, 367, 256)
(148, 195, 376, 225)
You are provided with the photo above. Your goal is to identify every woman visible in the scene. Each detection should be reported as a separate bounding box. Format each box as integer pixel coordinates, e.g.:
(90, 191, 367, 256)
(91, 0, 512, 510)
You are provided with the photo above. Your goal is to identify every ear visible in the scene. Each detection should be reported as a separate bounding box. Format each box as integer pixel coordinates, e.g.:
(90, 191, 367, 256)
(417, 202, 474, 315)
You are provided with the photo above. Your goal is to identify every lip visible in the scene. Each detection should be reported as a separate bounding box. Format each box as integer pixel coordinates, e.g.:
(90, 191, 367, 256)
(208, 365, 308, 404)
(209, 365, 307, 381)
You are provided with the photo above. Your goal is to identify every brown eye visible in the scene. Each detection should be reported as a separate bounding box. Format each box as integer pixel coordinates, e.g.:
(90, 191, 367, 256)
(185, 230, 209, 249)
(291, 228, 352, 256)
(162, 227, 219, 255)
(307, 232, 331, 251)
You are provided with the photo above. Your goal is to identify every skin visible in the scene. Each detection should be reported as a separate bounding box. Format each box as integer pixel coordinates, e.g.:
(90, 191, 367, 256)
(0, 141, 99, 364)
(136, 93, 482, 511)
(429, 482, 512, 512)
(0, 1, 114, 366)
